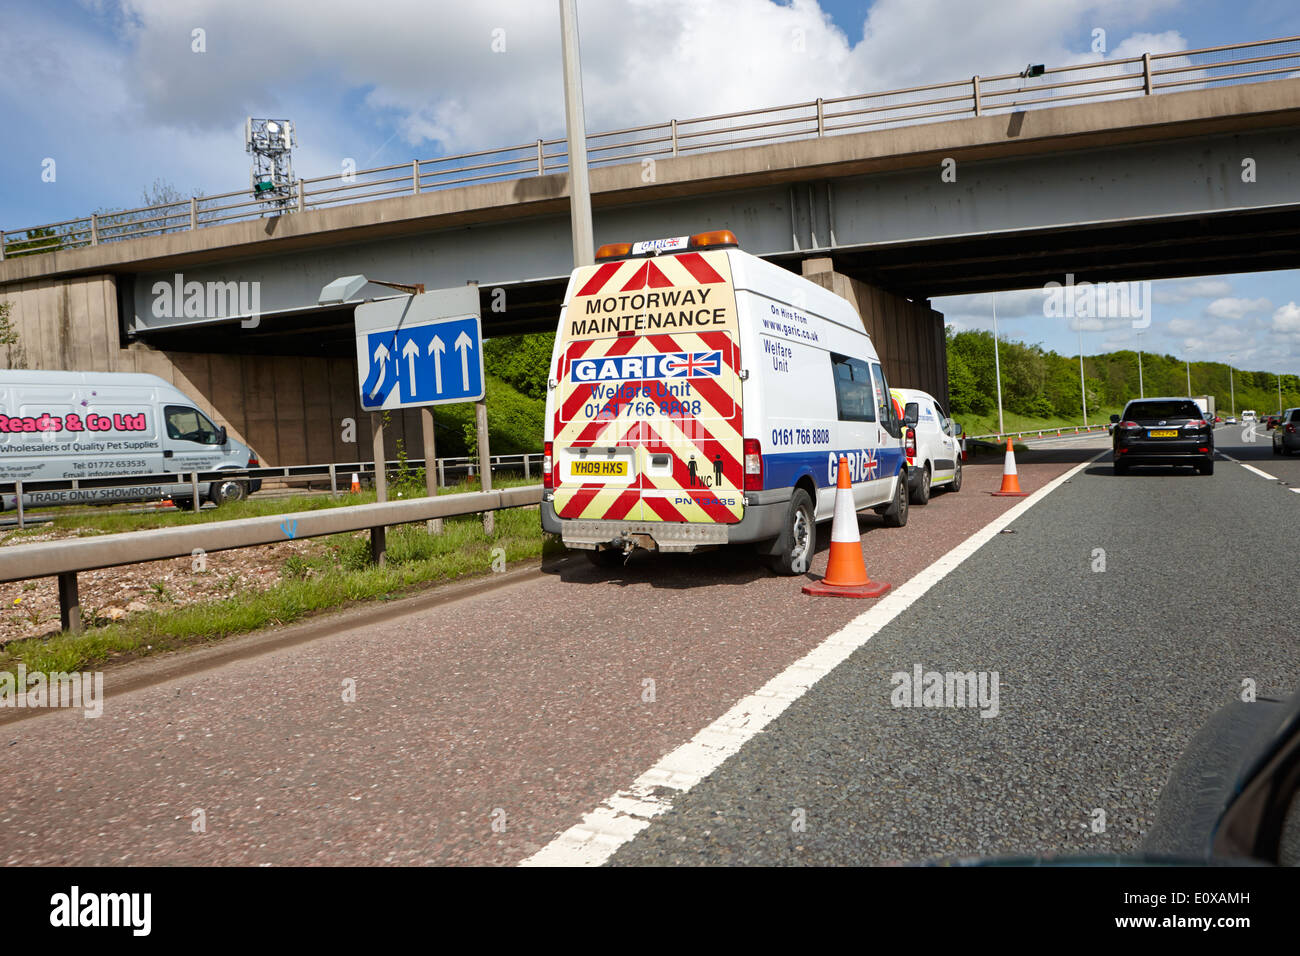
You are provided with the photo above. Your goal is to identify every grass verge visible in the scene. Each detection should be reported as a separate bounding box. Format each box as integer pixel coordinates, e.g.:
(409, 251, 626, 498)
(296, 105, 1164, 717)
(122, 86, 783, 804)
(0, 504, 555, 679)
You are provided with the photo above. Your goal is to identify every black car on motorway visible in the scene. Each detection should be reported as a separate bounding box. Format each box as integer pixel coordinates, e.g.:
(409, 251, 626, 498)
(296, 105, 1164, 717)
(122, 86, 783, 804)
(1273, 407, 1300, 455)
(1110, 397, 1214, 475)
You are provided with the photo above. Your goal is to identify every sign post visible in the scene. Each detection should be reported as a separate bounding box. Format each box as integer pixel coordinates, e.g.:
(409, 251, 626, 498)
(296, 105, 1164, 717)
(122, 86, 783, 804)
(476, 400, 492, 535)
(421, 406, 441, 534)
(354, 286, 485, 556)
(370, 411, 388, 564)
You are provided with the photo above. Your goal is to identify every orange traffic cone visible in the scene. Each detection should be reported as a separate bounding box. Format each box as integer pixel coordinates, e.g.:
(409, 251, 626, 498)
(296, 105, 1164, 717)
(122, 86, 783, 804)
(160, 498, 174, 508)
(350, 473, 361, 493)
(803, 455, 891, 598)
(991, 438, 1028, 496)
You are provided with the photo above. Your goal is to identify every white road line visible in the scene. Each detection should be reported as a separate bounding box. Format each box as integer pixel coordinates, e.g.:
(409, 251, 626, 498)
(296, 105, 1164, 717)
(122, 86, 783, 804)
(1217, 450, 1285, 483)
(520, 453, 1105, 867)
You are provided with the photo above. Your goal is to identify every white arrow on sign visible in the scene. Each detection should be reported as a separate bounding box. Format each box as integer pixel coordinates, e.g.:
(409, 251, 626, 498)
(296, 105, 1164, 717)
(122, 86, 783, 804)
(455, 330, 474, 391)
(368, 342, 390, 398)
(402, 338, 420, 393)
(428, 335, 445, 393)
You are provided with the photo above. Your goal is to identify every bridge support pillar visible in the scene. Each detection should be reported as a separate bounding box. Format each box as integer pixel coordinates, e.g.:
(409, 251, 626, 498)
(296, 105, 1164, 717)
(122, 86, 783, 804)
(800, 260, 949, 409)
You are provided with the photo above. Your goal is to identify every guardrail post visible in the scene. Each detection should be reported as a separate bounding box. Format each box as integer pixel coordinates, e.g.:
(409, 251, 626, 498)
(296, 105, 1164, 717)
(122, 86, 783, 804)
(370, 412, 388, 565)
(476, 401, 493, 536)
(15, 481, 24, 529)
(0, 229, 5, 261)
(421, 406, 442, 534)
(524, 454, 531, 480)
(58, 571, 82, 634)
(671, 120, 679, 156)
(972, 76, 982, 116)
(190, 473, 200, 512)
(437, 458, 446, 489)
(297, 179, 306, 213)
(537, 139, 546, 174)
(329, 463, 338, 497)
(816, 99, 824, 135)
(412, 160, 421, 194)
(1143, 53, 1153, 94)
(190, 197, 198, 230)
(90, 213, 99, 246)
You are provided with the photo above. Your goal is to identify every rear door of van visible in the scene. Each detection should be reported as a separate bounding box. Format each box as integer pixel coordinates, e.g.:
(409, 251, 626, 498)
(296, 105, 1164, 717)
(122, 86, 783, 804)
(552, 250, 744, 526)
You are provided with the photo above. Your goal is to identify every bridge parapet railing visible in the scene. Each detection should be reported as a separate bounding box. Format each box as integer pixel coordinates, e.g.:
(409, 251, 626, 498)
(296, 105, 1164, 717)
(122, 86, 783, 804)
(3, 35, 1298, 261)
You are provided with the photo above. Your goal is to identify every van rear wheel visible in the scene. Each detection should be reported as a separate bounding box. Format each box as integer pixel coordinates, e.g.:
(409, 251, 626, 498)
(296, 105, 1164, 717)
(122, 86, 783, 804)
(208, 478, 247, 506)
(880, 470, 909, 527)
(768, 488, 815, 576)
(909, 464, 931, 505)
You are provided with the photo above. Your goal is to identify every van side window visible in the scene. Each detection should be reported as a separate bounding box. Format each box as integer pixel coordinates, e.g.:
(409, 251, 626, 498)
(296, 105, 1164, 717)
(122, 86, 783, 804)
(830, 354, 875, 422)
(870, 364, 896, 428)
(165, 405, 222, 445)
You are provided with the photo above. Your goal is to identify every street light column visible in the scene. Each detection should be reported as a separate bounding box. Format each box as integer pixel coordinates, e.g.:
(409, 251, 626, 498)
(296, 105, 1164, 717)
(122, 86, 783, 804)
(992, 292, 1004, 436)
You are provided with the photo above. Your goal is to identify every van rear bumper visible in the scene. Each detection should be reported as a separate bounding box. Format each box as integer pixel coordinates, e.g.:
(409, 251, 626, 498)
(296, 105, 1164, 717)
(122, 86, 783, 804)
(541, 490, 790, 552)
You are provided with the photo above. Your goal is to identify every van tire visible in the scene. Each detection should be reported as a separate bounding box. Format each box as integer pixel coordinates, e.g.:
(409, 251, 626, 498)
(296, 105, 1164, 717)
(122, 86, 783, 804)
(209, 478, 247, 506)
(768, 488, 816, 576)
(949, 458, 963, 493)
(880, 471, 909, 527)
(909, 464, 931, 505)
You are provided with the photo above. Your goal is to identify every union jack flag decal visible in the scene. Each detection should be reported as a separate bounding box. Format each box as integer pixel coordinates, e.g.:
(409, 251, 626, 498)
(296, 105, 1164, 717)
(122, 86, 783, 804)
(863, 447, 879, 480)
(663, 351, 722, 378)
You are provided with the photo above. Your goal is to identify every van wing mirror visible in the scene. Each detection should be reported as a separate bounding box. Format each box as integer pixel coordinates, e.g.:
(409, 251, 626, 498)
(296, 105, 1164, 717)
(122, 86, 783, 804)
(218, 425, 228, 446)
(903, 402, 919, 426)
(953, 421, 963, 436)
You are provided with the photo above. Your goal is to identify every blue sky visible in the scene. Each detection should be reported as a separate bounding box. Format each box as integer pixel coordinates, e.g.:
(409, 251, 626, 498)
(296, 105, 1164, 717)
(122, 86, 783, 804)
(2, 0, 1299, 373)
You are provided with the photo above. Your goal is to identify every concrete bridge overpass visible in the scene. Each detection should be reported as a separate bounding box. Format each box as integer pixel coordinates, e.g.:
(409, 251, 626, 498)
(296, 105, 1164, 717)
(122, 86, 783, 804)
(3, 37, 1300, 465)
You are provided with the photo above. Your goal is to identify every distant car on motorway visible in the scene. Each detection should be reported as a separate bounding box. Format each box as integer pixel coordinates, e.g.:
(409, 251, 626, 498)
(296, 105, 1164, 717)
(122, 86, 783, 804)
(1266, 415, 1280, 430)
(1242, 409, 1257, 424)
(1273, 408, 1300, 455)
(1226, 416, 1237, 424)
(1110, 397, 1214, 475)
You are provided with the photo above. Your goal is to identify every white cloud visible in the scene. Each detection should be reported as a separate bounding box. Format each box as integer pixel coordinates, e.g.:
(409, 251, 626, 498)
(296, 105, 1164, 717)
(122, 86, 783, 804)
(1205, 297, 1272, 320)
(1153, 278, 1234, 304)
(1272, 302, 1300, 335)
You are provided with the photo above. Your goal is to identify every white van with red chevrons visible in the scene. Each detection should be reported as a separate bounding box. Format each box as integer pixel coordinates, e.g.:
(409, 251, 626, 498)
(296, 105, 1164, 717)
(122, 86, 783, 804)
(540, 230, 910, 574)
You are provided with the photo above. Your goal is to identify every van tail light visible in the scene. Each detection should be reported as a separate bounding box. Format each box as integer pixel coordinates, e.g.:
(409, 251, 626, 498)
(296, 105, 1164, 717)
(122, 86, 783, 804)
(247, 456, 259, 467)
(905, 426, 916, 463)
(743, 438, 763, 491)
(543, 442, 554, 489)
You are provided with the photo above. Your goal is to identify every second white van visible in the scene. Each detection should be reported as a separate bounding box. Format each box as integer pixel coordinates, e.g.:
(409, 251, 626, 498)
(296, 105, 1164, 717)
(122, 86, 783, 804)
(540, 229, 910, 575)
(890, 387, 963, 503)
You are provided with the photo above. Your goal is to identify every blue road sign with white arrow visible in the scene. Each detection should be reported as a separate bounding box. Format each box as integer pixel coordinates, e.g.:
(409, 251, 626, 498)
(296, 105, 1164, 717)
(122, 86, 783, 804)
(354, 288, 484, 411)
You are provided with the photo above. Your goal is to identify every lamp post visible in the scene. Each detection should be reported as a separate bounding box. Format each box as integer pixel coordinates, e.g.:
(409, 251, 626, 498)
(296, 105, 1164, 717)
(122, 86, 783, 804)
(992, 292, 1005, 435)
(1228, 353, 1236, 418)
(559, 0, 594, 268)
(1077, 321, 1088, 427)
(1136, 330, 1144, 399)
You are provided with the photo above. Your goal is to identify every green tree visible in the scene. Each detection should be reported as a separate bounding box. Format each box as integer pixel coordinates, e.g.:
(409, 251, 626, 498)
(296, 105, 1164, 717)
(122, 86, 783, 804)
(483, 332, 554, 400)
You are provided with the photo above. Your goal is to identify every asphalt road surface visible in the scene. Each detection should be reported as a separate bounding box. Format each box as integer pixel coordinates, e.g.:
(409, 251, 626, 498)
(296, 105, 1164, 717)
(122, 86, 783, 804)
(609, 426, 1299, 864)
(1, 432, 1293, 866)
